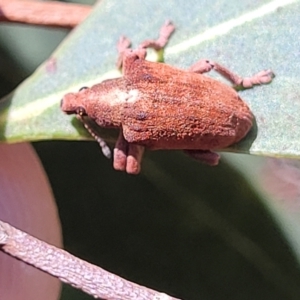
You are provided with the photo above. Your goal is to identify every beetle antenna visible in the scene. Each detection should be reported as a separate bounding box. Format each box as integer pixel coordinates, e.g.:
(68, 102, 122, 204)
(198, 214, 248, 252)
(76, 115, 111, 159)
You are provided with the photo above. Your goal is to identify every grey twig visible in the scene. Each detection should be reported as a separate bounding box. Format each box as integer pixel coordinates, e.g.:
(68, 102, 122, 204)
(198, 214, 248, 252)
(0, 220, 180, 300)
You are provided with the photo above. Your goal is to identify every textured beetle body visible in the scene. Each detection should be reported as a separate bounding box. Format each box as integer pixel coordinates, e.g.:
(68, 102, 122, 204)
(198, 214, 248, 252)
(61, 21, 274, 174)
(67, 57, 253, 151)
(119, 58, 253, 150)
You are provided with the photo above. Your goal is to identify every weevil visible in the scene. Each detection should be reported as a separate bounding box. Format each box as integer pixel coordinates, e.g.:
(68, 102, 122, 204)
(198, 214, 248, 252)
(61, 21, 274, 174)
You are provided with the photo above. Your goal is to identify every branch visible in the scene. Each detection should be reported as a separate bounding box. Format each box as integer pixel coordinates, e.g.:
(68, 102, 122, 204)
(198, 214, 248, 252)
(0, 220, 181, 300)
(0, 0, 92, 28)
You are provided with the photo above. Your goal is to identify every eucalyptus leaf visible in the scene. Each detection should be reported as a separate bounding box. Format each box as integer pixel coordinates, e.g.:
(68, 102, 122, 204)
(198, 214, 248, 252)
(0, 0, 299, 161)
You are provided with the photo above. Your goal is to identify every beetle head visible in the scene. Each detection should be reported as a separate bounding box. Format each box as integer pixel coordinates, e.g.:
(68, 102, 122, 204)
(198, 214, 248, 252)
(60, 90, 112, 159)
(60, 92, 88, 117)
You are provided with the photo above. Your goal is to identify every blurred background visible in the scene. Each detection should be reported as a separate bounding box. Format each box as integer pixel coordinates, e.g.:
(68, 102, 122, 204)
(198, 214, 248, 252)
(1, 1, 300, 300)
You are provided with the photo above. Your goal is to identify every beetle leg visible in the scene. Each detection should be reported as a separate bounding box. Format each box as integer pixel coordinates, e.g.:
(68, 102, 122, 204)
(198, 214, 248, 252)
(117, 20, 174, 68)
(184, 150, 220, 166)
(117, 21, 175, 69)
(113, 129, 144, 174)
(138, 20, 175, 51)
(117, 40, 147, 71)
(126, 144, 145, 174)
(189, 60, 275, 88)
(116, 36, 132, 69)
(113, 130, 128, 172)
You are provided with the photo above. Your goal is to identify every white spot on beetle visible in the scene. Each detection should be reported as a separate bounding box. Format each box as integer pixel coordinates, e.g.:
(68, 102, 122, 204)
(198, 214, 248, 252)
(127, 89, 139, 103)
(110, 89, 140, 105)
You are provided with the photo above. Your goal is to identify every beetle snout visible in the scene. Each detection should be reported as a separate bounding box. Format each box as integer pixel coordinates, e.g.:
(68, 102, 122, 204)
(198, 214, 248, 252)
(60, 95, 69, 113)
(60, 93, 78, 115)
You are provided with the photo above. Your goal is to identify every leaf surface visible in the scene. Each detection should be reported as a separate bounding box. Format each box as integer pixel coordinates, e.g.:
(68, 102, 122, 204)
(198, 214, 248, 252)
(0, 0, 299, 157)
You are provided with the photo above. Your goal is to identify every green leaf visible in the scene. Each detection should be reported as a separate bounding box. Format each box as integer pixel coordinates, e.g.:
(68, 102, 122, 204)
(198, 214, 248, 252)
(0, 0, 299, 161)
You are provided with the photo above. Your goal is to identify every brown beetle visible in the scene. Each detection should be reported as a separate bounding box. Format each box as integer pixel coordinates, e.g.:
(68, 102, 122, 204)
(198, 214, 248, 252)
(61, 21, 274, 174)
